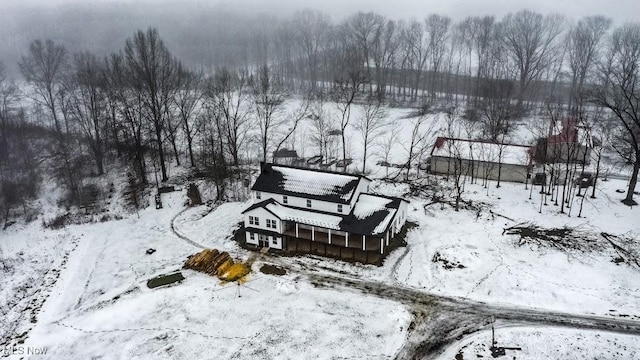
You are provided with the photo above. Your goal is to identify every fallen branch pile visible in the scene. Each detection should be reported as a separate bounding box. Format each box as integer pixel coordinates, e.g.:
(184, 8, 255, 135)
(503, 223, 602, 254)
(601, 232, 640, 270)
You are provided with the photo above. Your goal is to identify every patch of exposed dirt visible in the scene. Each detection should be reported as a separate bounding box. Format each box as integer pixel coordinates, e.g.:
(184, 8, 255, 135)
(259, 264, 286, 276)
(433, 251, 466, 270)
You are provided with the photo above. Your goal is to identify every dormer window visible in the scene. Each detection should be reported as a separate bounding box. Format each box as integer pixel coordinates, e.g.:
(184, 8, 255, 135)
(307, 199, 312, 208)
(337, 204, 343, 213)
(283, 195, 288, 204)
(256, 191, 261, 199)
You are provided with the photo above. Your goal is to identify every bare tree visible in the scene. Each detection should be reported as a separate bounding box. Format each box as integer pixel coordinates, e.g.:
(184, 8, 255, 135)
(174, 67, 203, 168)
(403, 112, 436, 180)
(124, 27, 180, 182)
(206, 68, 251, 166)
(442, 109, 466, 210)
(376, 120, 401, 177)
(354, 100, 387, 173)
(333, 69, 366, 168)
(425, 14, 452, 100)
(590, 23, 640, 205)
(567, 16, 612, 113)
(19, 39, 82, 201)
(251, 65, 287, 163)
(345, 11, 385, 96)
(67, 52, 107, 175)
(19, 39, 68, 134)
(292, 9, 331, 95)
(273, 99, 310, 161)
(105, 53, 149, 185)
(308, 97, 334, 160)
(500, 10, 565, 107)
(403, 20, 429, 102)
(371, 19, 400, 100)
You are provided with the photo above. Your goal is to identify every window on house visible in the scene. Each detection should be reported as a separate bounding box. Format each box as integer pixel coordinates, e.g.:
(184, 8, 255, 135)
(249, 216, 254, 225)
(273, 238, 278, 245)
(266, 219, 277, 229)
(266, 219, 271, 228)
(255, 217, 259, 226)
(250, 233, 255, 240)
(283, 195, 288, 204)
(337, 204, 343, 213)
(307, 199, 312, 208)
(256, 191, 261, 199)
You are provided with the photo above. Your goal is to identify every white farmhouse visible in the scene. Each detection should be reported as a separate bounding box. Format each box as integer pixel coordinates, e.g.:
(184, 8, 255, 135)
(242, 163, 409, 264)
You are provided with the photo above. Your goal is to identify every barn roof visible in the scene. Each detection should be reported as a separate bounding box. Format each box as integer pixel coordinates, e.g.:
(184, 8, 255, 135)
(430, 137, 532, 166)
(251, 163, 369, 204)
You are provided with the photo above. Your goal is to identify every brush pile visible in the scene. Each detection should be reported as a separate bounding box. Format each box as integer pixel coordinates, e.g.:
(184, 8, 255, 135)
(503, 222, 601, 254)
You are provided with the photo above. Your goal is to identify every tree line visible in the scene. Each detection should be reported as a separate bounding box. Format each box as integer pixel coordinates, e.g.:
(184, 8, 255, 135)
(2, 8, 640, 225)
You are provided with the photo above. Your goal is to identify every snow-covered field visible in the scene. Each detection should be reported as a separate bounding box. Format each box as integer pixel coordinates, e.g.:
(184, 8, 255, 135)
(2, 192, 410, 359)
(3, 102, 640, 358)
(392, 177, 640, 318)
(440, 326, 640, 359)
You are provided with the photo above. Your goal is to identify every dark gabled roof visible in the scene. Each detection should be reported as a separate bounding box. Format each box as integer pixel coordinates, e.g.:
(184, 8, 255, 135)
(241, 192, 404, 236)
(241, 198, 281, 219)
(340, 193, 403, 235)
(251, 163, 370, 204)
(273, 148, 299, 158)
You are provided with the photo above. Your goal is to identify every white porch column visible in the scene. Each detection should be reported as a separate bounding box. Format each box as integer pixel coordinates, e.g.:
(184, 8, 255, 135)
(380, 237, 384, 254)
(346, 232, 349, 247)
(362, 235, 366, 251)
(328, 229, 332, 244)
(386, 231, 390, 246)
(295, 223, 299, 237)
(312, 226, 315, 241)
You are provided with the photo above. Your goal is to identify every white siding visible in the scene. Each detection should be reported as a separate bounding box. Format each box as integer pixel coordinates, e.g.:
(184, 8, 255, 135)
(246, 231, 258, 245)
(269, 235, 283, 250)
(246, 231, 283, 250)
(396, 201, 408, 229)
(243, 207, 283, 234)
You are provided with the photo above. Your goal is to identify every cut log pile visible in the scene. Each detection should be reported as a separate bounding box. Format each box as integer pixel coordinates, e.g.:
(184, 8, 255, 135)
(184, 248, 250, 282)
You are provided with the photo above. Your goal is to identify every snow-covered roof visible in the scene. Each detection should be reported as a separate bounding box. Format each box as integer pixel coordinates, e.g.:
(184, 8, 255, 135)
(243, 193, 405, 236)
(431, 137, 532, 166)
(252, 163, 367, 203)
(351, 194, 399, 234)
(265, 201, 343, 230)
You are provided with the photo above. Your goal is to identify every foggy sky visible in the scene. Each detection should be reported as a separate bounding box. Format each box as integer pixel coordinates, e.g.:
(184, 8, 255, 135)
(13, 0, 640, 23)
(2, 0, 639, 77)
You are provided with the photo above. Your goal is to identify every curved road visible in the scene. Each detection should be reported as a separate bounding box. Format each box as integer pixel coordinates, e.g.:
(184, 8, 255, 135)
(285, 263, 640, 359)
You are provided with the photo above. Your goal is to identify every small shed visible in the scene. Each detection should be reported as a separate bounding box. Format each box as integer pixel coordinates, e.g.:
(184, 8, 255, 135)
(273, 148, 299, 165)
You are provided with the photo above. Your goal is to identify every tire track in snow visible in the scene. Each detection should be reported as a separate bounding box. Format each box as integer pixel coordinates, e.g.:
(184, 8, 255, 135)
(53, 320, 251, 340)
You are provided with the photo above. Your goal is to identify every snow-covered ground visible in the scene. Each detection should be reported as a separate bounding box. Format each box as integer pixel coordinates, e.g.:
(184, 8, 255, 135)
(2, 191, 410, 359)
(3, 102, 640, 358)
(440, 325, 640, 359)
(391, 176, 640, 318)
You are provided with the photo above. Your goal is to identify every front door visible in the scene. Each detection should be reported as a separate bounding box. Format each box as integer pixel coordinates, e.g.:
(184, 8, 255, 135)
(258, 234, 269, 248)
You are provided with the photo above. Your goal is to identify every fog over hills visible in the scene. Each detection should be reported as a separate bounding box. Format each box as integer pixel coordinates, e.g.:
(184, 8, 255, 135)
(2, 0, 639, 78)
(0, 1, 265, 76)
